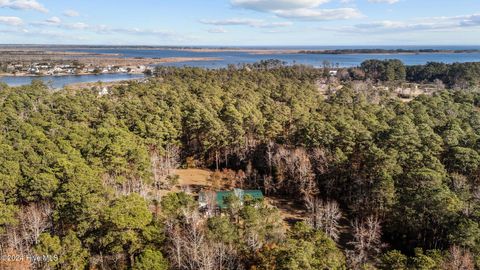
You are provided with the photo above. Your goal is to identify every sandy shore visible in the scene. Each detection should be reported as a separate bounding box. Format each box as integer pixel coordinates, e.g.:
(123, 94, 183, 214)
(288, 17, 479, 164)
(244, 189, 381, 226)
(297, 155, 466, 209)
(156, 57, 222, 63)
(77, 56, 222, 66)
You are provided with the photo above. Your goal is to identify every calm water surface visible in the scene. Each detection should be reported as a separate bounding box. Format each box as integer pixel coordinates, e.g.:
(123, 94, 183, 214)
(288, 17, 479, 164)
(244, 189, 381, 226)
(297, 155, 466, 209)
(0, 73, 144, 88)
(64, 46, 480, 68)
(4, 46, 480, 87)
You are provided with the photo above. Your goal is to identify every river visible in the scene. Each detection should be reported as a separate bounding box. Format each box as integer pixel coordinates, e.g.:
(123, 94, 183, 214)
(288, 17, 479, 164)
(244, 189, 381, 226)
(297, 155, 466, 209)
(63, 45, 480, 68)
(3, 45, 480, 87)
(0, 73, 145, 88)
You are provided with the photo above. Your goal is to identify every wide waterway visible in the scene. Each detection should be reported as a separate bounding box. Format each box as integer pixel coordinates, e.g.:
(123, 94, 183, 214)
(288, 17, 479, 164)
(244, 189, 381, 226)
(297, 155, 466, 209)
(0, 73, 145, 88)
(3, 46, 480, 87)
(63, 45, 480, 68)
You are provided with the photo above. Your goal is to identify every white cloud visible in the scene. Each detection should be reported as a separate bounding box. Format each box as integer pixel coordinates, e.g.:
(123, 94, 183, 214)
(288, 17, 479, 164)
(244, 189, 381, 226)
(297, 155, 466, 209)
(0, 16, 23, 26)
(0, 0, 48, 13)
(360, 14, 480, 31)
(91, 25, 177, 39)
(64, 22, 89, 30)
(208, 27, 228, 33)
(200, 18, 293, 28)
(459, 14, 480, 27)
(30, 16, 62, 27)
(230, 0, 362, 21)
(110, 28, 172, 36)
(28, 18, 181, 40)
(31, 20, 90, 30)
(231, 0, 330, 11)
(63, 9, 80, 17)
(274, 8, 362, 20)
(45, 16, 61, 24)
(321, 13, 480, 33)
(20, 29, 88, 41)
(368, 0, 399, 3)
(2, 15, 189, 44)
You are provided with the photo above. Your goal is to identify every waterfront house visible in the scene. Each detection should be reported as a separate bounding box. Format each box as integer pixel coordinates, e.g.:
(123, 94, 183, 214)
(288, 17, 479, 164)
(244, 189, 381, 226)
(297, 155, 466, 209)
(28, 67, 40, 74)
(6, 65, 15, 73)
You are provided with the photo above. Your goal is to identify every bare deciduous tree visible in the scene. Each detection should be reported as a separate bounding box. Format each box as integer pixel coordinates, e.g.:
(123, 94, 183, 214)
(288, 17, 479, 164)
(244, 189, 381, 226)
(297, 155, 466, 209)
(165, 209, 243, 270)
(1, 202, 52, 258)
(310, 199, 342, 242)
(165, 221, 185, 269)
(442, 246, 475, 270)
(151, 144, 180, 189)
(348, 216, 382, 268)
(20, 202, 52, 247)
(272, 146, 319, 209)
(263, 175, 274, 196)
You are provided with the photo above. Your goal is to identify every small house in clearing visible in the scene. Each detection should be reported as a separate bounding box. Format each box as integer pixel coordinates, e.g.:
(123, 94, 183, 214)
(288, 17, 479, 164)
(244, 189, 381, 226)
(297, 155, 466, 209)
(199, 188, 263, 210)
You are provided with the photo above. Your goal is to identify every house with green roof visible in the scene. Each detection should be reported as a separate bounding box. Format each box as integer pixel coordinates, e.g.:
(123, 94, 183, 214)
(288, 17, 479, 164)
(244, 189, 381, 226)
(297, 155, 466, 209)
(199, 188, 264, 210)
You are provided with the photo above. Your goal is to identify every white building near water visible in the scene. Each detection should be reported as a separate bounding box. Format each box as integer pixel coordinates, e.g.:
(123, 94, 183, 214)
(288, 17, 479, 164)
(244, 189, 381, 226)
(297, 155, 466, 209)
(98, 87, 109, 96)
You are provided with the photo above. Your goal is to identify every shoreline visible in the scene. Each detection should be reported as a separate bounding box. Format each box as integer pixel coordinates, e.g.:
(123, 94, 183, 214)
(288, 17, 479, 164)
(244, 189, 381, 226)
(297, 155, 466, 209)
(0, 57, 223, 78)
(297, 49, 480, 55)
(175, 48, 300, 55)
(0, 73, 146, 89)
(155, 56, 223, 63)
(172, 48, 480, 55)
(123, 47, 480, 55)
(0, 71, 144, 78)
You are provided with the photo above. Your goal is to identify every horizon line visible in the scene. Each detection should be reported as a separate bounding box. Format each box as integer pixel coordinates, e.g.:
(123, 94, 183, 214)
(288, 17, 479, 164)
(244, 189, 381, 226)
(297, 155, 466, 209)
(1, 44, 480, 47)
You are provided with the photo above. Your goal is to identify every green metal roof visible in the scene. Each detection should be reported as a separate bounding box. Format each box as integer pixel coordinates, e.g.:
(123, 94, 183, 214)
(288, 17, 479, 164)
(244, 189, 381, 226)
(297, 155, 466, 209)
(216, 189, 263, 209)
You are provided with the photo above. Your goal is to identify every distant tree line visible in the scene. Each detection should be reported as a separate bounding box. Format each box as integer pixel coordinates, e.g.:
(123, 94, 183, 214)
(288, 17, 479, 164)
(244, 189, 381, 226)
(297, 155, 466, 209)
(299, 48, 480, 54)
(336, 59, 480, 88)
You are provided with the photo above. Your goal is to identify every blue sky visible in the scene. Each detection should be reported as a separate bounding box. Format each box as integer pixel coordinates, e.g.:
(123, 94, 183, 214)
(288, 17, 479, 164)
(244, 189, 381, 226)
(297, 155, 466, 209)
(0, 0, 479, 45)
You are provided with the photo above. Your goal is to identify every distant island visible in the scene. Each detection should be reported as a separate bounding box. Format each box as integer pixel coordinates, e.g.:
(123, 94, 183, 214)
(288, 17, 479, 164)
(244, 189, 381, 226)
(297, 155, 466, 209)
(298, 48, 480, 55)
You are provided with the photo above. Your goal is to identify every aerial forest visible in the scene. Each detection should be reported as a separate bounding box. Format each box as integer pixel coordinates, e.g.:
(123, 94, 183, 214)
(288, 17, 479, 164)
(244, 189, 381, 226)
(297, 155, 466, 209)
(1, 60, 480, 269)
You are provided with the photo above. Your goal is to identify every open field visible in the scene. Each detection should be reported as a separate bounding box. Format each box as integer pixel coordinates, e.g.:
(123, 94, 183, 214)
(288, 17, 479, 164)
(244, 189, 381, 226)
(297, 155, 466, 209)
(174, 168, 213, 188)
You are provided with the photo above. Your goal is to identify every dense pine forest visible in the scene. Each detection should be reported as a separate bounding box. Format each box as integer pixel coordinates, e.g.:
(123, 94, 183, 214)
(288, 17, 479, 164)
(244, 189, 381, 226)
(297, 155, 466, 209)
(1, 61, 480, 269)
